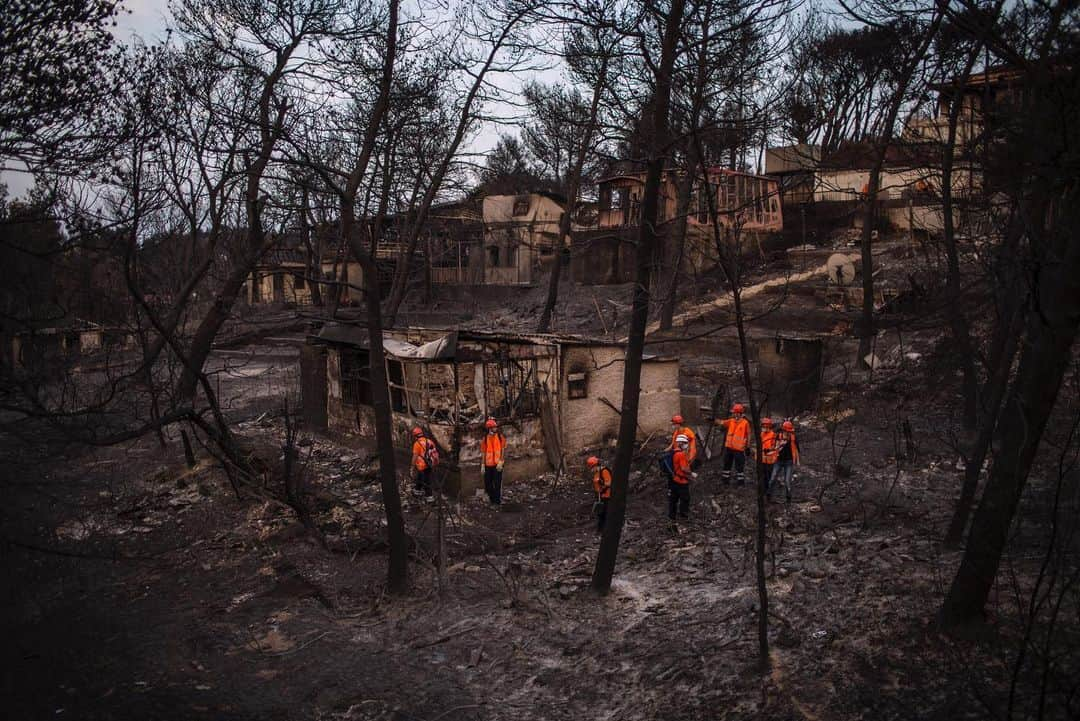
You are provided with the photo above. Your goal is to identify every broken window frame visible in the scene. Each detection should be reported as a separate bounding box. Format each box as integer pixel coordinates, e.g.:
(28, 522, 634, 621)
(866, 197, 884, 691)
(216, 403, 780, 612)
(599, 185, 612, 211)
(567, 370, 589, 399)
(387, 359, 408, 412)
(341, 349, 372, 407)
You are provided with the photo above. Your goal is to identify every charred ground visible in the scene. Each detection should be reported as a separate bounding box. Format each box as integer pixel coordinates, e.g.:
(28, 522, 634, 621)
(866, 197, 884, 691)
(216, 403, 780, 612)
(2, 237, 1077, 721)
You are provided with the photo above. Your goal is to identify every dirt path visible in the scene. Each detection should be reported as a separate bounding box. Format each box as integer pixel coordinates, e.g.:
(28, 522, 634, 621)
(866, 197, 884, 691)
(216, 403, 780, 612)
(641, 262, 837, 337)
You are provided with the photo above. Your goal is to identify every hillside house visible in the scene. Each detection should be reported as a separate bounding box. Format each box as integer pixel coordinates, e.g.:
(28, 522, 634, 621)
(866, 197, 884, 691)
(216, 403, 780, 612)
(428, 193, 565, 287)
(812, 142, 981, 235)
(573, 166, 782, 284)
(301, 325, 680, 492)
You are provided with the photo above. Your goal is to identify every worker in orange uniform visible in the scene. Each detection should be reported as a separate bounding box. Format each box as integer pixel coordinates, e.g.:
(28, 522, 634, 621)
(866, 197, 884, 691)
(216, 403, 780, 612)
(665, 414, 698, 465)
(759, 418, 778, 498)
(411, 427, 439, 499)
(587, 456, 612, 532)
(669, 434, 696, 521)
(480, 418, 507, 506)
(716, 403, 751, 486)
(769, 420, 800, 503)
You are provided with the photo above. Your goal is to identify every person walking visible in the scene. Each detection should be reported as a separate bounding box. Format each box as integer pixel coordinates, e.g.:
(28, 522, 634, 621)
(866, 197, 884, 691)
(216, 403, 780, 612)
(716, 403, 751, 486)
(769, 420, 800, 503)
(587, 456, 612, 532)
(665, 414, 698, 464)
(479, 418, 507, 506)
(759, 418, 778, 498)
(668, 434, 696, 522)
(411, 427, 438, 499)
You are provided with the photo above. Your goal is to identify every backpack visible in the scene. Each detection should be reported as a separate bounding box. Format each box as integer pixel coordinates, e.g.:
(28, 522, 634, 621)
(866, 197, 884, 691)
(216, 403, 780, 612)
(422, 437, 440, 468)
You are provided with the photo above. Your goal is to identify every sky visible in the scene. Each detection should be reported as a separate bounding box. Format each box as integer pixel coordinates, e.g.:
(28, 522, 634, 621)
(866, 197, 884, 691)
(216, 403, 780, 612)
(1, 0, 536, 202)
(1, 1, 169, 200)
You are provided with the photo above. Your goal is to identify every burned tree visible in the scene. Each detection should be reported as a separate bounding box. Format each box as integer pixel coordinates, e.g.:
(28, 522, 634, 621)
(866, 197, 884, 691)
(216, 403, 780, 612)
(592, 0, 688, 594)
(535, 4, 620, 332)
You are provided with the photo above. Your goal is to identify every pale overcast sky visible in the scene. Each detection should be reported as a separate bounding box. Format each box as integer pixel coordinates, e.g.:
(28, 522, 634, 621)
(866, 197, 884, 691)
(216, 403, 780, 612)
(1, 0, 534, 201)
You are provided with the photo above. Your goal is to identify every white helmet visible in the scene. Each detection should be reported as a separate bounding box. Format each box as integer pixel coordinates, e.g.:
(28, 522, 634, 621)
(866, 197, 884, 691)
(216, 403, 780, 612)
(675, 434, 689, 445)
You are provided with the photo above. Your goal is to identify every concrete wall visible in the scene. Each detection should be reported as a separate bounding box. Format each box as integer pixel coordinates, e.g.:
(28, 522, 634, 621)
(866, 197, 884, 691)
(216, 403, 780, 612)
(559, 345, 680, 448)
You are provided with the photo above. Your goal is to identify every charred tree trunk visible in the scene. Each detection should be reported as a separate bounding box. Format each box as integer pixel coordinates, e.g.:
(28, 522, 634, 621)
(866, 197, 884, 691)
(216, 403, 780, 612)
(696, 124, 770, 668)
(177, 43, 297, 402)
(300, 186, 323, 308)
(940, 197, 1080, 625)
(350, 226, 410, 592)
(856, 14, 943, 365)
(335, 0, 408, 592)
(592, 0, 686, 595)
(660, 1, 712, 331)
(660, 141, 697, 331)
(384, 9, 530, 327)
(537, 53, 609, 333)
(944, 300, 1024, 546)
(940, 37, 988, 429)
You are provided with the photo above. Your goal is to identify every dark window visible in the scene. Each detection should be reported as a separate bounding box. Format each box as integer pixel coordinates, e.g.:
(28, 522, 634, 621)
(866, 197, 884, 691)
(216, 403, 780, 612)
(599, 185, 612, 211)
(567, 371, 588, 399)
(341, 349, 372, 407)
(513, 195, 530, 216)
(611, 187, 626, 210)
(387, 359, 407, 412)
(294, 272, 306, 290)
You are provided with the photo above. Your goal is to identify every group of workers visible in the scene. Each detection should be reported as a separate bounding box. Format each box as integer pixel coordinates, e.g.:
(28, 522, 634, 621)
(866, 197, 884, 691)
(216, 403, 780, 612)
(409, 419, 507, 506)
(587, 405, 801, 531)
(408, 404, 800, 531)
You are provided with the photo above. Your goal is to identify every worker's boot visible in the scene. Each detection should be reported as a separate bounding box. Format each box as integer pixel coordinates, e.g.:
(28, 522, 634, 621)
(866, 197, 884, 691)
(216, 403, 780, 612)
(736, 473, 745, 487)
(721, 471, 731, 485)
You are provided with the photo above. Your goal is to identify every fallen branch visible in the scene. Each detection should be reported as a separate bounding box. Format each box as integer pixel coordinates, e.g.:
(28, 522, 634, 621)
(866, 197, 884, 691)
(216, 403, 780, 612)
(408, 619, 480, 649)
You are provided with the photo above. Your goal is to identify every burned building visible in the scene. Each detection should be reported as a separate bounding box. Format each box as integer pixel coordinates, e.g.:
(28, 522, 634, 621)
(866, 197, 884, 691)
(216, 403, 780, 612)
(302, 326, 680, 492)
(427, 193, 565, 287)
(572, 167, 783, 284)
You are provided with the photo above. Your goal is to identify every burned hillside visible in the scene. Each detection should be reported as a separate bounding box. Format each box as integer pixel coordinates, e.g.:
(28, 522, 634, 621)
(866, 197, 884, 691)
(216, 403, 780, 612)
(2, 1, 1079, 720)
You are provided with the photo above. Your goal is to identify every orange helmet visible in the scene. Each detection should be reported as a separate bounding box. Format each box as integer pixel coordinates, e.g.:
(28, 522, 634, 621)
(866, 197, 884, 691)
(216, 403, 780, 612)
(782, 421, 795, 432)
(762, 417, 774, 426)
(671, 414, 683, 424)
(484, 418, 498, 429)
(732, 403, 745, 414)
(586, 456, 600, 467)
(411, 427, 424, 438)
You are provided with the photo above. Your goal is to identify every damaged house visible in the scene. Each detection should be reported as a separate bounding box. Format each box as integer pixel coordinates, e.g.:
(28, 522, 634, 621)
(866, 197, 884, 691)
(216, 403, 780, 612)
(301, 326, 680, 492)
(427, 193, 565, 288)
(572, 166, 783, 284)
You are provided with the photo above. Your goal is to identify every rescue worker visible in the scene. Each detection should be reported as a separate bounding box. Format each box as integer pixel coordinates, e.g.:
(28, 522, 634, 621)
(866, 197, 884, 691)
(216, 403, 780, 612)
(588, 456, 612, 532)
(759, 418, 778, 497)
(769, 420, 800, 503)
(669, 434, 696, 521)
(716, 403, 751, 486)
(479, 418, 507, 506)
(411, 427, 437, 499)
(664, 414, 698, 464)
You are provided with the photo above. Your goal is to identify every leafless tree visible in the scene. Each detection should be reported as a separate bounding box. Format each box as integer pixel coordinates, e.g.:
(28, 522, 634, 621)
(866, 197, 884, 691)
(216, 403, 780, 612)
(940, 1, 1080, 625)
(592, 0, 689, 594)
